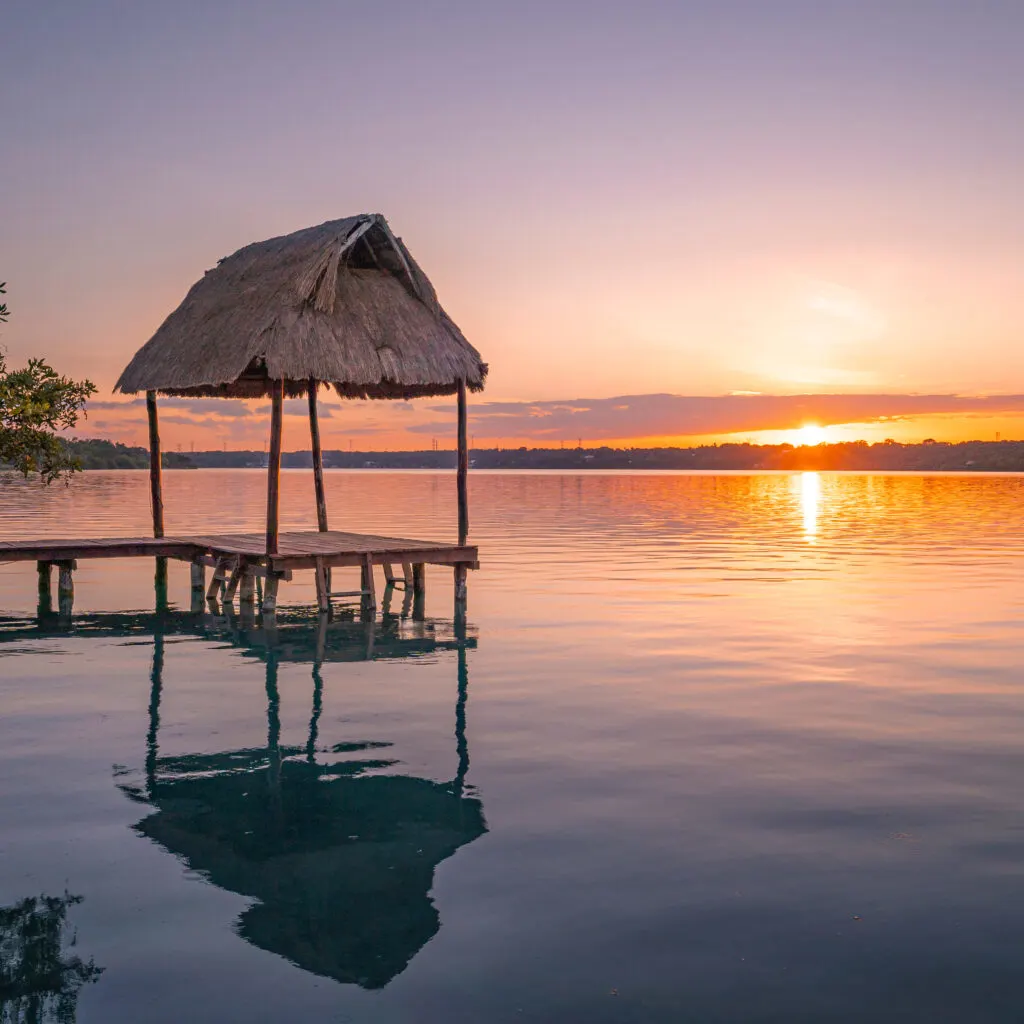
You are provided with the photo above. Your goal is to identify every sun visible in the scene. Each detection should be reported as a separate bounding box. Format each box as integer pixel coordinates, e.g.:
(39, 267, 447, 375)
(796, 423, 827, 446)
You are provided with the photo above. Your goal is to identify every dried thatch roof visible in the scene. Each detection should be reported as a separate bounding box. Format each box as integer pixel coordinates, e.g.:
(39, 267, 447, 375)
(115, 214, 486, 400)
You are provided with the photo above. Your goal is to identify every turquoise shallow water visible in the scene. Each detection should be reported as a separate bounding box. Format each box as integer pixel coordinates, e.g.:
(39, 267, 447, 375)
(2, 469, 1024, 1023)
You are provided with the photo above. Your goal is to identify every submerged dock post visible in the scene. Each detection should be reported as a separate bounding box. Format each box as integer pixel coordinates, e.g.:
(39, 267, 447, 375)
(190, 561, 205, 612)
(154, 557, 168, 613)
(412, 562, 426, 620)
(57, 560, 75, 617)
(37, 561, 52, 615)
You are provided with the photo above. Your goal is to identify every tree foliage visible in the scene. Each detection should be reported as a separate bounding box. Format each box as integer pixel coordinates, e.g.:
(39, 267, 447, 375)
(0, 284, 97, 483)
(0, 891, 103, 1023)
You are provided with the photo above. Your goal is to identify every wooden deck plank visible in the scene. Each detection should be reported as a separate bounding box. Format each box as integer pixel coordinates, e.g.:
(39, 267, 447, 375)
(0, 531, 479, 570)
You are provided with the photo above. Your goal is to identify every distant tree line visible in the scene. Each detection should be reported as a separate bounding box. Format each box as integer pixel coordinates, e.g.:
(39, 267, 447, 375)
(64, 438, 194, 470)
(13, 436, 1024, 474)
(179, 440, 1024, 472)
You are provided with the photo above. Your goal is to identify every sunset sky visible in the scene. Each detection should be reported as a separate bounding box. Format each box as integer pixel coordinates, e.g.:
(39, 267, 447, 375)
(3, 1, 1024, 450)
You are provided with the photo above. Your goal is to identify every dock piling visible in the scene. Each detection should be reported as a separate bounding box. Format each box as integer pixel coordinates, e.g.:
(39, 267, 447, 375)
(154, 557, 169, 613)
(190, 562, 205, 612)
(57, 561, 75, 617)
(37, 561, 52, 614)
(239, 569, 256, 607)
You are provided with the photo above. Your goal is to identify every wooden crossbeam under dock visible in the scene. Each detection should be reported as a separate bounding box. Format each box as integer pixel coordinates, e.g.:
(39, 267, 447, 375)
(0, 531, 478, 570)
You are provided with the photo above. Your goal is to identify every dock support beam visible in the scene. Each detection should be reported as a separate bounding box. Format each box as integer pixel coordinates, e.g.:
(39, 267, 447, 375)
(266, 379, 284, 556)
(457, 378, 469, 546)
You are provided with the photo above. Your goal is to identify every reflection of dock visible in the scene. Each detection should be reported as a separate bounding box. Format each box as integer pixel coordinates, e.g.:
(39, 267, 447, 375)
(101, 608, 487, 990)
(0, 605, 477, 664)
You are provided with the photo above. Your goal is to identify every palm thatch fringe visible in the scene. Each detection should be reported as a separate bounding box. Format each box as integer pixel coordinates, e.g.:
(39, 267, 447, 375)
(115, 214, 486, 400)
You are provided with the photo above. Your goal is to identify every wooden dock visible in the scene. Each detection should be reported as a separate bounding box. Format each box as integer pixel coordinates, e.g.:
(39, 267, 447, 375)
(0, 530, 478, 615)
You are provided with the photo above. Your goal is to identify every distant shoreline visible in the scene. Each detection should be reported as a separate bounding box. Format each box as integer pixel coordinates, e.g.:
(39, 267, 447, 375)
(54, 438, 1024, 473)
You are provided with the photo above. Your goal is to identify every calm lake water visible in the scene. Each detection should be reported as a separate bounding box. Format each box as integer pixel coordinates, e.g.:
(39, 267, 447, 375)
(2, 469, 1024, 1023)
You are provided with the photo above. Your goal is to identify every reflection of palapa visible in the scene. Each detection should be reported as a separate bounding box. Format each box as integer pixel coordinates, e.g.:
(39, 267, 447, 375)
(113, 610, 486, 990)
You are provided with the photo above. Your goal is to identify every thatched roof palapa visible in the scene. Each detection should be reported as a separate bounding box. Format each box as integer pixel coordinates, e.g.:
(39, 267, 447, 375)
(115, 213, 486, 400)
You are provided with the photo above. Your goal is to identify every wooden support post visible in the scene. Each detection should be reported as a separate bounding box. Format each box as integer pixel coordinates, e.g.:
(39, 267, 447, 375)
(402, 561, 414, 588)
(412, 562, 426, 595)
(223, 562, 244, 603)
(361, 553, 377, 613)
(190, 561, 205, 612)
(154, 557, 168, 613)
(383, 562, 396, 584)
(263, 572, 280, 614)
(314, 557, 329, 613)
(146, 391, 165, 539)
(57, 561, 75, 617)
(308, 379, 329, 533)
(207, 558, 230, 601)
(457, 378, 469, 546)
(266, 379, 284, 556)
(454, 563, 468, 603)
(239, 569, 256, 605)
(37, 561, 52, 614)
(412, 562, 426, 621)
(308, 379, 330, 595)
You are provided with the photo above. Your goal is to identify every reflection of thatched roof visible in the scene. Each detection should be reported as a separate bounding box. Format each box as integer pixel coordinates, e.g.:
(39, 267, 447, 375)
(115, 214, 486, 399)
(124, 754, 486, 989)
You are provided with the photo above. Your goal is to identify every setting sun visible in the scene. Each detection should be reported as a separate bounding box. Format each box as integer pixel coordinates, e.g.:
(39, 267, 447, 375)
(795, 423, 827, 446)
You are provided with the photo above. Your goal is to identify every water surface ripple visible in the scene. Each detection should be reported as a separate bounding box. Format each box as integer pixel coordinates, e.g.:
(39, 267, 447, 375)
(1, 470, 1023, 1022)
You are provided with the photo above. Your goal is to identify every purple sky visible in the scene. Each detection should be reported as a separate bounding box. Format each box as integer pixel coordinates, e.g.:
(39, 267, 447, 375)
(4, 1, 1024, 447)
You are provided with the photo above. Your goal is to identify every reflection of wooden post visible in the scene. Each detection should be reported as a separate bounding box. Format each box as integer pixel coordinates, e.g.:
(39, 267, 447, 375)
(453, 636, 469, 797)
(307, 641, 325, 763)
(146, 391, 164, 538)
(265, 652, 282, 807)
(266, 379, 284, 556)
(457, 378, 469, 546)
(146, 632, 164, 799)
